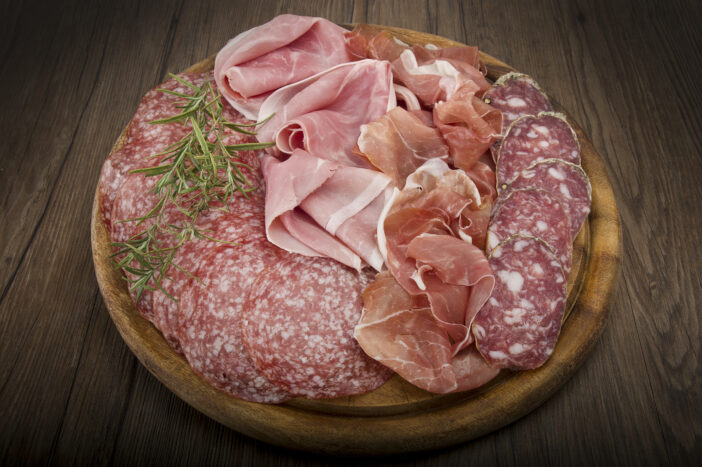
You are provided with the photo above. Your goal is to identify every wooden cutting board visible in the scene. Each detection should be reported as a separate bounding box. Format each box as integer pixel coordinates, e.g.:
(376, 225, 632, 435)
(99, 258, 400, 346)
(91, 25, 621, 454)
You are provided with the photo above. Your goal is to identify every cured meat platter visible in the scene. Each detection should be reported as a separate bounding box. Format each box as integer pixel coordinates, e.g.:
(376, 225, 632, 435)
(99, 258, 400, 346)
(91, 24, 621, 454)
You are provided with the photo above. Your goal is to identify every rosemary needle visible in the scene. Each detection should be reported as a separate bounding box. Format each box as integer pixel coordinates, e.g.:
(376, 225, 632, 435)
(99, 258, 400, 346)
(110, 74, 274, 301)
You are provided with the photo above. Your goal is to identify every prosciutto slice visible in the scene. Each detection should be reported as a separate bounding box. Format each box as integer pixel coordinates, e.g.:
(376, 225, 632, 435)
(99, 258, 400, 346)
(355, 106, 449, 187)
(433, 80, 502, 171)
(354, 271, 499, 393)
(256, 59, 395, 167)
(263, 150, 392, 271)
(214, 15, 352, 119)
(374, 159, 495, 355)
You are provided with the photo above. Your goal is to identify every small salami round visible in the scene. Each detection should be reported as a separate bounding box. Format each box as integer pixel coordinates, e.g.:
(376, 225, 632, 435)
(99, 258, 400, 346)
(241, 256, 392, 399)
(473, 235, 566, 370)
(501, 158, 592, 239)
(496, 112, 580, 189)
(487, 188, 572, 273)
(484, 73, 552, 136)
(178, 241, 291, 403)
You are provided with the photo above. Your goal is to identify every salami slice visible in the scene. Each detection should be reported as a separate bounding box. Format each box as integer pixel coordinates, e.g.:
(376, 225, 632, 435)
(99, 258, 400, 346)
(177, 241, 291, 403)
(241, 256, 392, 399)
(472, 235, 566, 370)
(484, 72, 552, 136)
(496, 112, 580, 190)
(151, 192, 268, 351)
(487, 188, 572, 273)
(501, 159, 592, 239)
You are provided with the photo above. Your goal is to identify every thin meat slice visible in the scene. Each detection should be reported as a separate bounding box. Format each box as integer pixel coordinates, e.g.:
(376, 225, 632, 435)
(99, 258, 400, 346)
(241, 255, 392, 399)
(473, 235, 567, 370)
(354, 271, 498, 394)
(256, 59, 394, 168)
(177, 241, 291, 403)
(487, 188, 572, 273)
(496, 112, 580, 189)
(214, 14, 352, 119)
(151, 192, 267, 351)
(501, 159, 592, 239)
(484, 72, 552, 138)
(355, 106, 449, 187)
(433, 80, 502, 171)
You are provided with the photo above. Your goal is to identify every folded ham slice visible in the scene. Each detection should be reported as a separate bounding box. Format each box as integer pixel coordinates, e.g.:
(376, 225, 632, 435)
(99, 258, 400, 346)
(373, 159, 495, 354)
(214, 15, 352, 119)
(354, 270, 499, 393)
(257, 59, 395, 168)
(355, 106, 449, 187)
(262, 150, 392, 271)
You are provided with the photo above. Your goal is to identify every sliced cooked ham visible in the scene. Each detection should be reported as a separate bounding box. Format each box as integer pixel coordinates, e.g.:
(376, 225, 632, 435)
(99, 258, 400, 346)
(256, 59, 395, 168)
(355, 107, 449, 187)
(214, 15, 352, 119)
(262, 150, 392, 271)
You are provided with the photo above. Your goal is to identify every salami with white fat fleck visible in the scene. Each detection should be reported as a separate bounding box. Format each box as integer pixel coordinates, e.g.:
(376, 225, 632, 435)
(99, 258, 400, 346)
(501, 158, 592, 239)
(496, 112, 580, 190)
(177, 241, 291, 403)
(487, 188, 572, 273)
(484, 72, 552, 139)
(473, 235, 567, 370)
(241, 255, 392, 399)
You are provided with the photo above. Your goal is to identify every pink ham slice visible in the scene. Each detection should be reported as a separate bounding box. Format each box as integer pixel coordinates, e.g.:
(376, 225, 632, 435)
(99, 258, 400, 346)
(354, 271, 499, 394)
(355, 106, 449, 187)
(262, 150, 391, 271)
(214, 14, 352, 120)
(256, 59, 394, 168)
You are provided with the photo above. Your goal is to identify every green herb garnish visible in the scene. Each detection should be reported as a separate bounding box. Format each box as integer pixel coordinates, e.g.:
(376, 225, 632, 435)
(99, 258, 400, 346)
(110, 74, 274, 301)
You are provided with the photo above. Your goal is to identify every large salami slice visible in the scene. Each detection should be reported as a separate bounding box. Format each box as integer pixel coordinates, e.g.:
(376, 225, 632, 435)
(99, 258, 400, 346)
(177, 241, 291, 403)
(241, 256, 392, 399)
(487, 188, 572, 273)
(98, 73, 211, 228)
(484, 72, 552, 136)
(151, 192, 267, 351)
(496, 112, 580, 190)
(501, 159, 592, 239)
(473, 235, 567, 370)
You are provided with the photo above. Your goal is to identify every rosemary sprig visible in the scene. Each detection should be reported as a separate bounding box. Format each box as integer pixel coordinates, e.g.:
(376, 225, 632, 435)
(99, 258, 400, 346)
(110, 74, 274, 301)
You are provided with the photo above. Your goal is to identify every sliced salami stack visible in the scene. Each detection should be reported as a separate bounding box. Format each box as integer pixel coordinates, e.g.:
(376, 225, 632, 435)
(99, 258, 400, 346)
(474, 103, 592, 370)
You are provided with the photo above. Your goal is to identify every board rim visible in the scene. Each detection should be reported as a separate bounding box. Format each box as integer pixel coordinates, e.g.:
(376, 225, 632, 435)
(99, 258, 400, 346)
(91, 25, 622, 455)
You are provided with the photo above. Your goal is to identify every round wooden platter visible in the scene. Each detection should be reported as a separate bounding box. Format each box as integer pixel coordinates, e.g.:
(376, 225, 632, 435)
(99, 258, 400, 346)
(91, 26, 622, 455)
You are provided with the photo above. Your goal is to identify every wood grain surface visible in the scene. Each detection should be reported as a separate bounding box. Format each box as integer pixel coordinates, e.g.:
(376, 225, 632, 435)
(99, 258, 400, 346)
(1, 0, 700, 465)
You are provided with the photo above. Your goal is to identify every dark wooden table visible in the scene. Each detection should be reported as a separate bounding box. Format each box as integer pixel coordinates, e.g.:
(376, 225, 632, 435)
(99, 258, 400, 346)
(1, 0, 700, 464)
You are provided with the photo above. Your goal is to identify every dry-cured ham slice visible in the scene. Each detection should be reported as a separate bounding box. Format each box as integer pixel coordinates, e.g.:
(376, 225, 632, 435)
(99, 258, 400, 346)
(484, 72, 552, 137)
(496, 112, 580, 189)
(214, 15, 352, 120)
(177, 241, 291, 403)
(256, 59, 394, 168)
(344, 24, 408, 62)
(355, 106, 449, 187)
(433, 80, 502, 171)
(377, 159, 495, 354)
(473, 235, 567, 369)
(501, 159, 592, 239)
(354, 271, 498, 393)
(242, 255, 391, 399)
(487, 188, 572, 273)
(262, 150, 391, 270)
